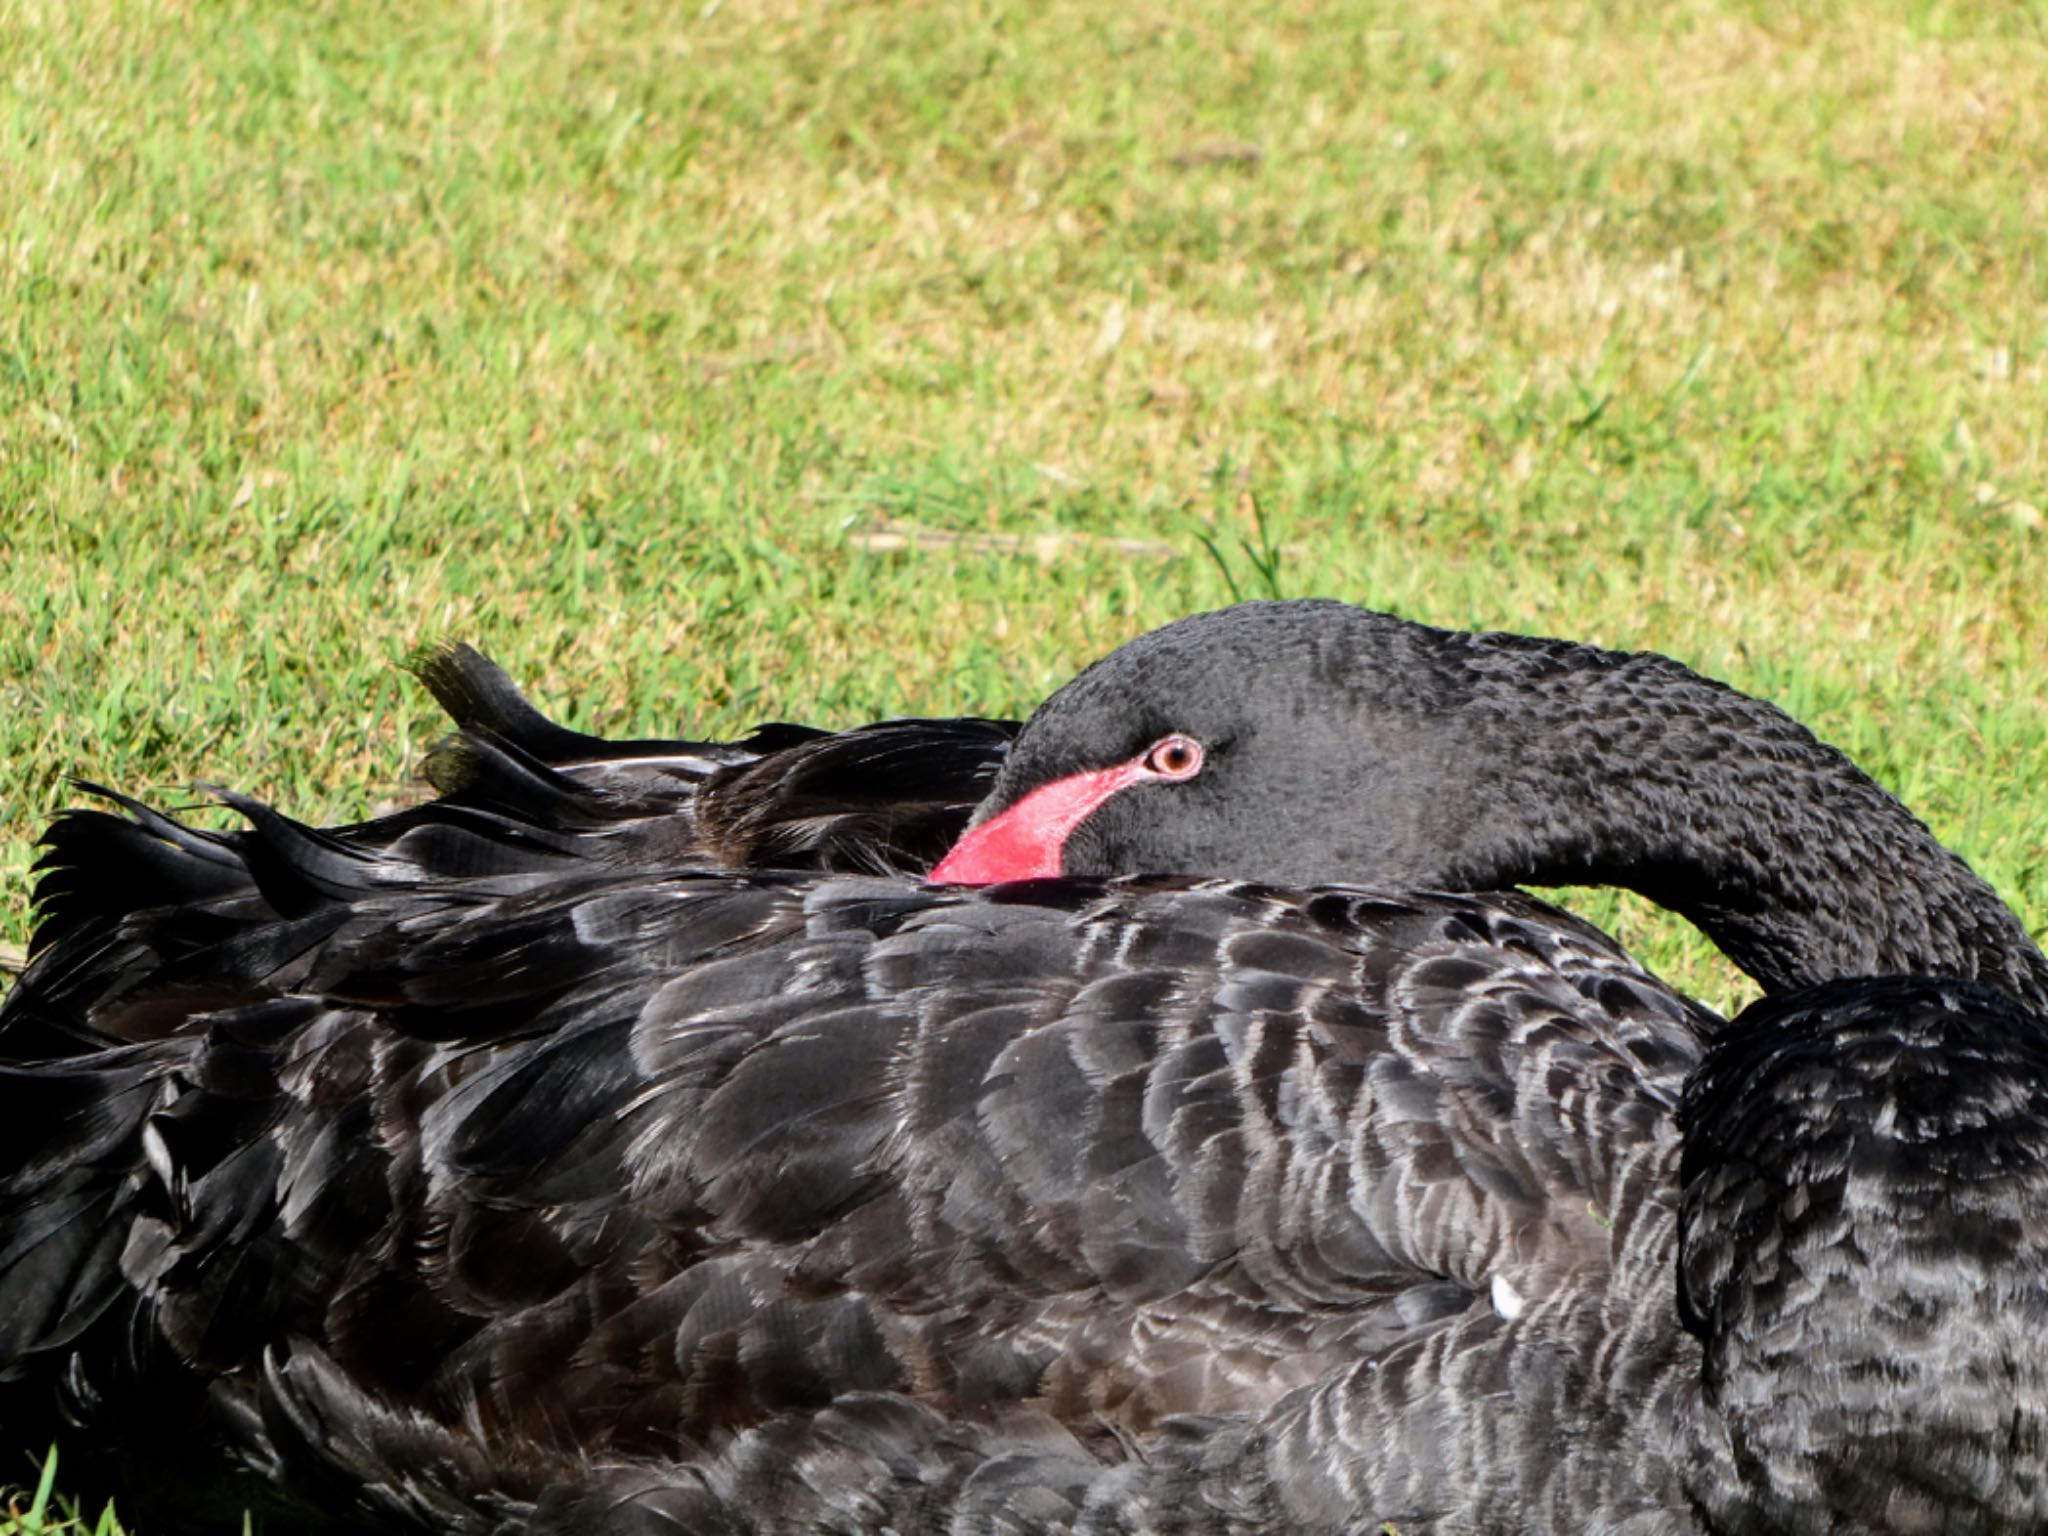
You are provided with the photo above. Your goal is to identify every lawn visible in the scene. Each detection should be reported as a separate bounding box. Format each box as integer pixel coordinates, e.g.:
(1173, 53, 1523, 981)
(3, 0, 2046, 1526)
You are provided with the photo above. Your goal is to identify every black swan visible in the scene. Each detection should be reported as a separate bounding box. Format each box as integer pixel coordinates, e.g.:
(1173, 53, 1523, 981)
(3, 600, 2045, 1533)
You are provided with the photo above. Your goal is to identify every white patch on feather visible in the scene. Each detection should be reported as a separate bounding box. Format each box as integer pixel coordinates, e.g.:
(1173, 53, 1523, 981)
(140, 1119, 175, 1192)
(1490, 1272, 1526, 1321)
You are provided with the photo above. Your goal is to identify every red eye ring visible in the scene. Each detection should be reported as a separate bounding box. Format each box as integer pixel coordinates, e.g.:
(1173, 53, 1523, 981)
(1142, 734, 1204, 780)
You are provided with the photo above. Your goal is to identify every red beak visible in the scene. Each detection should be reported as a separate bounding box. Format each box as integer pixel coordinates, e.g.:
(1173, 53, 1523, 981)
(928, 760, 1149, 884)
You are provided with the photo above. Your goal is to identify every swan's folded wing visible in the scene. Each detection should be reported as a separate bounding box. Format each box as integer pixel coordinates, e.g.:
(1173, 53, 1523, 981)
(2, 783, 1704, 1502)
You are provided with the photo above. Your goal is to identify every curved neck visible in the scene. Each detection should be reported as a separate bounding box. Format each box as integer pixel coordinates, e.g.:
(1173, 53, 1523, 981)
(1458, 644, 2048, 1010)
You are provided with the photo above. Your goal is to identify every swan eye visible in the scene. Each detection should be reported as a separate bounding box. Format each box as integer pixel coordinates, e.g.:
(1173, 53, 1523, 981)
(1142, 734, 1204, 780)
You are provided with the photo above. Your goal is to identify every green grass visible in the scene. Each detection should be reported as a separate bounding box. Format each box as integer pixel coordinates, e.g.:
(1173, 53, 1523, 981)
(1, 1450, 119, 1536)
(2, 0, 2046, 1524)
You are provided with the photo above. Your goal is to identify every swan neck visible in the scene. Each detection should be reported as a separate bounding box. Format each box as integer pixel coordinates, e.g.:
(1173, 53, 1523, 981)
(1484, 654, 2048, 1008)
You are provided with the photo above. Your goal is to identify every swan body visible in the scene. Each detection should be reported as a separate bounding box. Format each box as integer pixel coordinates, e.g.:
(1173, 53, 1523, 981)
(7, 829, 2046, 1533)
(4, 601, 2045, 1531)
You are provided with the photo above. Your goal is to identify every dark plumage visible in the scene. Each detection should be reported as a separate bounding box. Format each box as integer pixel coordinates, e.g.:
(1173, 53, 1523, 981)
(25, 640, 1009, 961)
(10, 644, 1014, 1060)
(407, 641, 1018, 878)
(3, 601, 2044, 1533)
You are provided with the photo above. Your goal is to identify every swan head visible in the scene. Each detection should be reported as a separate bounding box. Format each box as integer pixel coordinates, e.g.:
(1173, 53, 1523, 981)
(933, 600, 1558, 889)
(1677, 977, 2048, 1534)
